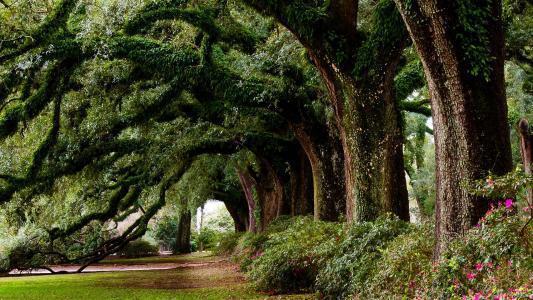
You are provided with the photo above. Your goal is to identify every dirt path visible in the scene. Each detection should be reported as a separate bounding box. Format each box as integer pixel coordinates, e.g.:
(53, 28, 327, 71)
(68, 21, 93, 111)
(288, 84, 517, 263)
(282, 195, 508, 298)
(8, 253, 226, 275)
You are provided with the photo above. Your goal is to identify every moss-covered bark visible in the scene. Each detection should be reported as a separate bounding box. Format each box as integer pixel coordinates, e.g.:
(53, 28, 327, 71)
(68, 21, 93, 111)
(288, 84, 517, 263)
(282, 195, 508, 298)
(175, 210, 192, 254)
(394, 0, 513, 257)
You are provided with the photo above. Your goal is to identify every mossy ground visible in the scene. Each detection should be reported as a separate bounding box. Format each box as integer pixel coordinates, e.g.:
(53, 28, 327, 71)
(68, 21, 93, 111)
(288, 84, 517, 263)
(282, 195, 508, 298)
(0, 253, 315, 300)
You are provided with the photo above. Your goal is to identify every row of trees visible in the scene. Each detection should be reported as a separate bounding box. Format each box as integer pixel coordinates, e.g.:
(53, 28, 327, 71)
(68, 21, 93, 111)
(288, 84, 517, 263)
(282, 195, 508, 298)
(0, 0, 530, 270)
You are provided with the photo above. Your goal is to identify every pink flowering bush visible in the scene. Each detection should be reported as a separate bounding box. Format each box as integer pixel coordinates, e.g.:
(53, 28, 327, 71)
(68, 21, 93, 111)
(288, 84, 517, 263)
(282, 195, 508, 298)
(421, 204, 532, 299)
(222, 169, 532, 299)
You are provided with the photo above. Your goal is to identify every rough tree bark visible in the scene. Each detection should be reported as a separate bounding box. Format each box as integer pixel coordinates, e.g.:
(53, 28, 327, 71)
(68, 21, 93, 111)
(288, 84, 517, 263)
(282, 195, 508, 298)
(394, 0, 513, 257)
(289, 121, 346, 221)
(255, 157, 286, 231)
(175, 210, 191, 254)
(237, 168, 259, 232)
(237, 156, 287, 232)
(289, 147, 315, 217)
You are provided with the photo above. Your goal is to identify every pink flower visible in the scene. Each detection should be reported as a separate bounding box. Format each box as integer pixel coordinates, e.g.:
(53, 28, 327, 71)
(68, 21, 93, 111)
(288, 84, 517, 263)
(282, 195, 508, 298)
(505, 199, 513, 209)
(486, 261, 494, 268)
(473, 293, 482, 300)
(475, 263, 483, 271)
(467, 273, 477, 280)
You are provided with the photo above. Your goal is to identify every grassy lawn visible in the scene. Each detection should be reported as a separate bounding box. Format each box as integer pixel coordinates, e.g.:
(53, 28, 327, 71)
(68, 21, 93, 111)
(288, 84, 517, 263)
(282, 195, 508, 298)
(0, 272, 259, 300)
(0, 253, 315, 300)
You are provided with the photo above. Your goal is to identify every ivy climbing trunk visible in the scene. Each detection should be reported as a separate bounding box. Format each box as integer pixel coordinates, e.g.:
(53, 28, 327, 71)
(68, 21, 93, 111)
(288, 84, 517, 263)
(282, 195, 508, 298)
(289, 121, 346, 221)
(394, 0, 513, 257)
(175, 210, 191, 254)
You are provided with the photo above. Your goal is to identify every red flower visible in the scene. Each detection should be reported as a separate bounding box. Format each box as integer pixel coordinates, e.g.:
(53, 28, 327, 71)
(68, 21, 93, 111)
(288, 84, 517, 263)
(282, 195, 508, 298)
(475, 263, 483, 271)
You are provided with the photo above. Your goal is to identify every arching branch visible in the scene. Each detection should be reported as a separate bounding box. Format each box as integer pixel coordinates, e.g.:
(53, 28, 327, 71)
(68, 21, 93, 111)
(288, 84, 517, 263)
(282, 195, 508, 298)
(0, 0, 78, 63)
(400, 99, 431, 117)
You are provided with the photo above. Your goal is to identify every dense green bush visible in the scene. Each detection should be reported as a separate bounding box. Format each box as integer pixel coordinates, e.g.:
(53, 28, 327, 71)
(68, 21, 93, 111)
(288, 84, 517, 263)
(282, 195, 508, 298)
(223, 203, 531, 299)
(215, 232, 243, 256)
(228, 216, 298, 272)
(1, 223, 110, 273)
(152, 215, 178, 251)
(364, 223, 434, 299)
(0, 240, 47, 273)
(192, 228, 220, 251)
(232, 231, 270, 271)
(248, 217, 343, 294)
(119, 239, 159, 258)
(315, 215, 411, 298)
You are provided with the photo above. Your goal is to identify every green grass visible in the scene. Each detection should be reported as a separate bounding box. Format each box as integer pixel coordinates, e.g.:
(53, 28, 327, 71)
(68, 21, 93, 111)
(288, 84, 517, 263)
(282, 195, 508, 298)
(0, 253, 316, 300)
(0, 272, 258, 299)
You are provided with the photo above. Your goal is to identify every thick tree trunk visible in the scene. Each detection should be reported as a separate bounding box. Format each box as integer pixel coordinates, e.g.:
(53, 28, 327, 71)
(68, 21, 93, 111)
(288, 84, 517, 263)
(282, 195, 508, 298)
(518, 119, 532, 207)
(255, 158, 285, 231)
(394, 0, 513, 257)
(175, 210, 191, 254)
(289, 122, 346, 221)
(310, 54, 409, 222)
(237, 169, 258, 233)
(237, 157, 286, 232)
(289, 147, 314, 216)
(223, 198, 249, 232)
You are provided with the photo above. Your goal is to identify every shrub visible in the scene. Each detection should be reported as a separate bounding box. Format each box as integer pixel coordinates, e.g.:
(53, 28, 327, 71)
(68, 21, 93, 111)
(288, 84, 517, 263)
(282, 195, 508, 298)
(365, 223, 434, 299)
(248, 217, 343, 294)
(152, 215, 178, 251)
(233, 231, 270, 271)
(230, 216, 296, 271)
(315, 215, 411, 299)
(421, 203, 532, 299)
(0, 243, 47, 273)
(193, 228, 219, 251)
(215, 232, 243, 256)
(119, 239, 158, 258)
(231, 191, 532, 299)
